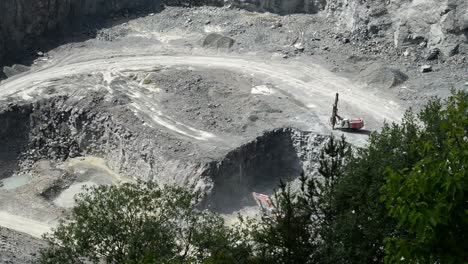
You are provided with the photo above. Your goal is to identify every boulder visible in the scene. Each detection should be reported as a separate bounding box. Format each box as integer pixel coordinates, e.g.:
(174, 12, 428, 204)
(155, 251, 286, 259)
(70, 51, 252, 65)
(358, 64, 408, 89)
(12, 64, 30, 73)
(439, 43, 460, 56)
(455, 1, 468, 32)
(293, 43, 305, 52)
(426, 48, 440, 60)
(202, 33, 235, 49)
(420, 65, 433, 73)
(2, 64, 30, 78)
(2, 67, 20, 78)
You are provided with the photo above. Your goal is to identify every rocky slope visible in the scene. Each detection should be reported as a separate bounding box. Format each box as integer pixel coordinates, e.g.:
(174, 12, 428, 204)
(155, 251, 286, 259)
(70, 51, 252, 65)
(232, 0, 467, 56)
(0, 227, 46, 263)
(327, 0, 468, 56)
(1, 0, 467, 66)
(0, 93, 209, 186)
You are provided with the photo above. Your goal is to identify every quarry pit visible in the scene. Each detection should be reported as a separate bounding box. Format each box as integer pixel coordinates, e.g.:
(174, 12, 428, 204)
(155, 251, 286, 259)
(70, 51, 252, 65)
(0, 0, 466, 261)
(0, 53, 396, 239)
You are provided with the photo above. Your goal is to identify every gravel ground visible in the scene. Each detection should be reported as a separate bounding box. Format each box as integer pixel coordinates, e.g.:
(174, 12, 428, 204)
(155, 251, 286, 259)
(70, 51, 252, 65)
(0, 227, 46, 264)
(87, 5, 467, 109)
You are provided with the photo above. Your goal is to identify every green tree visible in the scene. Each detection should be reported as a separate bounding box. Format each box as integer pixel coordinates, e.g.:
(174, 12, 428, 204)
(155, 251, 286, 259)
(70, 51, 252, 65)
(249, 179, 320, 264)
(247, 134, 350, 264)
(39, 182, 248, 264)
(382, 91, 468, 263)
(305, 134, 350, 263)
(330, 109, 423, 263)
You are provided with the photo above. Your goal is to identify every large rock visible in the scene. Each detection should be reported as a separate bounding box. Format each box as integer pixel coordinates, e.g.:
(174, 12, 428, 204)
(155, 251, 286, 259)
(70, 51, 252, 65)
(426, 48, 440, 60)
(358, 64, 408, 89)
(393, 0, 466, 55)
(2, 64, 30, 78)
(421, 65, 433, 73)
(202, 33, 235, 49)
(3, 67, 19, 78)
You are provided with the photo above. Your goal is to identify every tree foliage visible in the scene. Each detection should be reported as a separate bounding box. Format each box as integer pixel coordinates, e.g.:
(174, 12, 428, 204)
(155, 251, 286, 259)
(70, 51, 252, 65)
(246, 135, 350, 264)
(308, 135, 350, 263)
(330, 114, 418, 263)
(381, 90, 468, 263)
(39, 183, 248, 264)
(247, 179, 320, 264)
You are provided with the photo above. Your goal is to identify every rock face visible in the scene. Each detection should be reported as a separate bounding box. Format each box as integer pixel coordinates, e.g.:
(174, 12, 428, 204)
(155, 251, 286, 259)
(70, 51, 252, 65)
(226, 0, 467, 57)
(0, 94, 204, 185)
(203, 128, 325, 213)
(0, 94, 325, 212)
(326, 0, 468, 57)
(0, 0, 161, 65)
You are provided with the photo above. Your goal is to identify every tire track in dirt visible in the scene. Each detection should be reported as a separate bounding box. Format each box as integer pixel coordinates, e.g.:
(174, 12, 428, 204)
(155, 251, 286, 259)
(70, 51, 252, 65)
(0, 55, 403, 141)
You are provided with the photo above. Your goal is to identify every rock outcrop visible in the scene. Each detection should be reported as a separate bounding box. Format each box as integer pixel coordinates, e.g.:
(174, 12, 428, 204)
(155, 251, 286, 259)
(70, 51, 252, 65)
(225, 0, 467, 57)
(203, 128, 325, 212)
(326, 0, 468, 57)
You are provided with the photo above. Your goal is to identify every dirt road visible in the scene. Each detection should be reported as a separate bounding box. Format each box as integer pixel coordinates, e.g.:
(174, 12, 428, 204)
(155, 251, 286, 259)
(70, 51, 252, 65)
(0, 211, 52, 238)
(0, 54, 402, 142)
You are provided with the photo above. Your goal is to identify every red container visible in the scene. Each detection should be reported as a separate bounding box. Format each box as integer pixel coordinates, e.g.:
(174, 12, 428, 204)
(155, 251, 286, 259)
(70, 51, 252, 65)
(349, 119, 364, 129)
